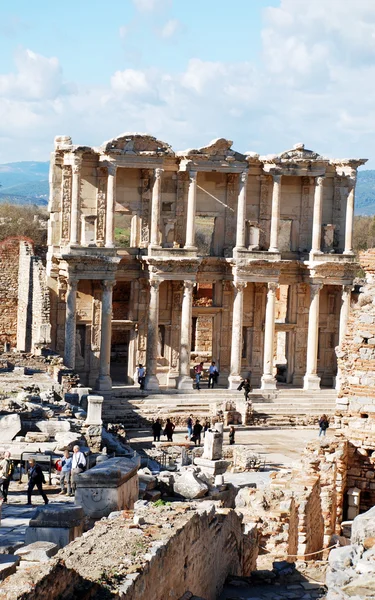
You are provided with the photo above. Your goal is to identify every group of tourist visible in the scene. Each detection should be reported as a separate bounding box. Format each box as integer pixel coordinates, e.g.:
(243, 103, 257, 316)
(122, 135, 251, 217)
(151, 415, 237, 446)
(0, 445, 87, 506)
(152, 418, 175, 442)
(193, 361, 219, 390)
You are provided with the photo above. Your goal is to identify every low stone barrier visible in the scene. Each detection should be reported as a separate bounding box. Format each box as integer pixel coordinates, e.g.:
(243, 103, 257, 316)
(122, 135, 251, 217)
(75, 456, 139, 519)
(25, 505, 84, 549)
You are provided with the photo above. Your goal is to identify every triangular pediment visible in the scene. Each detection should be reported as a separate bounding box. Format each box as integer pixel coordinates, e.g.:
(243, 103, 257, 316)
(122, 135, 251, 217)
(101, 133, 174, 156)
(177, 138, 246, 161)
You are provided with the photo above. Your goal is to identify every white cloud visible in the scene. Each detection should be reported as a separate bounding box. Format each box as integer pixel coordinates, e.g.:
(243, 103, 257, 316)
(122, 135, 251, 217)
(131, 0, 171, 13)
(1, 1, 375, 165)
(119, 25, 129, 40)
(159, 18, 181, 39)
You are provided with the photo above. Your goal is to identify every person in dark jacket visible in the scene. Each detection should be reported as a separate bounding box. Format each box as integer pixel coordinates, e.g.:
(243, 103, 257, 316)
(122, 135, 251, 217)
(152, 418, 162, 442)
(319, 414, 329, 437)
(192, 419, 203, 445)
(164, 418, 175, 442)
(27, 459, 48, 505)
(238, 378, 251, 401)
(229, 426, 235, 445)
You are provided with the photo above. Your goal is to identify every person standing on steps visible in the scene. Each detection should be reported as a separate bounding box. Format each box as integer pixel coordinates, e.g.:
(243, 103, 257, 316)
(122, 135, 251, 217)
(208, 361, 219, 389)
(192, 419, 203, 445)
(186, 414, 193, 440)
(238, 377, 251, 401)
(27, 459, 49, 505)
(136, 364, 146, 390)
(164, 418, 175, 442)
(152, 418, 162, 442)
(229, 426, 235, 445)
(194, 362, 204, 390)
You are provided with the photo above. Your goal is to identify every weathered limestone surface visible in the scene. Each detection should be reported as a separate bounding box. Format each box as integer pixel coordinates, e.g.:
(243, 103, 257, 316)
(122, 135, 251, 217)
(25, 505, 84, 549)
(0, 505, 245, 600)
(0, 413, 21, 441)
(74, 456, 139, 518)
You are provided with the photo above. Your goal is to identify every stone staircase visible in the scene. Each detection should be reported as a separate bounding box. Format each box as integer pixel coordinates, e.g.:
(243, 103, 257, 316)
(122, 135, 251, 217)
(103, 387, 337, 429)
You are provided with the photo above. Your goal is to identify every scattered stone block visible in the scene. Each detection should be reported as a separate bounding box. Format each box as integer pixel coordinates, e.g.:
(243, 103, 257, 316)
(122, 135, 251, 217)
(18, 541, 58, 562)
(75, 457, 139, 519)
(0, 555, 20, 580)
(36, 420, 71, 435)
(133, 514, 145, 526)
(0, 413, 21, 441)
(194, 457, 229, 476)
(173, 471, 208, 499)
(86, 395, 104, 425)
(25, 505, 84, 549)
(54, 431, 81, 451)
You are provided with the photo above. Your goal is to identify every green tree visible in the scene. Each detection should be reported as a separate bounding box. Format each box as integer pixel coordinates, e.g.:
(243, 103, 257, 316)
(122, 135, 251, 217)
(0, 203, 48, 246)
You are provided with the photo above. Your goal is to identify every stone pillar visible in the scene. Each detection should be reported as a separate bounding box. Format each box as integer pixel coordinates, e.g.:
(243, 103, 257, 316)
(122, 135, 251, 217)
(269, 174, 282, 252)
(311, 176, 325, 254)
(228, 281, 247, 390)
(235, 170, 248, 250)
(303, 282, 323, 390)
(70, 158, 82, 245)
(185, 170, 198, 249)
(64, 279, 78, 369)
(105, 163, 117, 248)
(150, 168, 163, 248)
(261, 282, 278, 390)
(145, 280, 160, 390)
(178, 280, 194, 389)
(86, 395, 104, 425)
(344, 174, 356, 255)
(95, 280, 115, 391)
(339, 285, 352, 346)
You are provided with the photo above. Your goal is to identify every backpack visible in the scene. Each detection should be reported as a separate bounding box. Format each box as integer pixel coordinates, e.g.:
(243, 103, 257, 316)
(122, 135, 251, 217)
(7, 461, 15, 479)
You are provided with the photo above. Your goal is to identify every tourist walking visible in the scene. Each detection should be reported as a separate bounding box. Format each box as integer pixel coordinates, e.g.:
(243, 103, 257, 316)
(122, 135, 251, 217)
(59, 449, 72, 496)
(0, 451, 13, 503)
(319, 414, 329, 437)
(208, 361, 219, 389)
(136, 364, 146, 390)
(186, 414, 193, 440)
(203, 420, 210, 437)
(229, 426, 235, 445)
(152, 418, 162, 442)
(192, 419, 203, 445)
(194, 362, 204, 390)
(71, 445, 86, 494)
(238, 377, 251, 401)
(164, 418, 175, 442)
(27, 459, 48, 505)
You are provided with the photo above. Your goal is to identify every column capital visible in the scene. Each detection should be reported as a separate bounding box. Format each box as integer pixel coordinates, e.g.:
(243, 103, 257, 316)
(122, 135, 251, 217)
(347, 173, 356, 189)
(272, 173, 282, 184)
(71, 156, 82, 174)
(342, 284, 352, 294)
(315, 175, 325, 186)
(183, 280, 195, 291)
(104, 162, 117, 176)
(149, 279, 161, 290)
(233, 280, 247, 292)
(68, 278, 78, 290)
(267, 282, 279, 293)
(154, 167, 164, 179)
(310, 282, 323, 298)
(188, 169, 198, 180)
(101, 279, 116, 291)
(240, 170, 249, 184)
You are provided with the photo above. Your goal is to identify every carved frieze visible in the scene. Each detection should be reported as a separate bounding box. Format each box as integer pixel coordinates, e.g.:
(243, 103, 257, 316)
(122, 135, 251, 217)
(140, 169, 151, 247)
(96, 167, 107, 246)
(259, 175, 271, 249)
(61, 166, 72, 242)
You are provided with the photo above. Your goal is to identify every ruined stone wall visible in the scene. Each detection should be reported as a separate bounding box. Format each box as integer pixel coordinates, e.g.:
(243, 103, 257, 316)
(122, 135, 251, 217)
(0, 237, 32, 349)
(0, 506, 245, 600)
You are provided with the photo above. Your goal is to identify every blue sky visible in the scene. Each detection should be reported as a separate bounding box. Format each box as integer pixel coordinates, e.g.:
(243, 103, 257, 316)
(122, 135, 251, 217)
(0, 0, 374, 166)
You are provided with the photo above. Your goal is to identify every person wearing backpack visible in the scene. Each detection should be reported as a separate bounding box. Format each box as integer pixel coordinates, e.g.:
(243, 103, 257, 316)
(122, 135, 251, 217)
(27, 459, 49, 505)
(71, 445, 87, 493)
(0, 451, 13, 503)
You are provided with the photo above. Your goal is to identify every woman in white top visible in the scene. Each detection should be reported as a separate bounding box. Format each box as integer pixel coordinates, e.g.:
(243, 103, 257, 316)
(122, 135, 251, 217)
(71, 445, 86, 495)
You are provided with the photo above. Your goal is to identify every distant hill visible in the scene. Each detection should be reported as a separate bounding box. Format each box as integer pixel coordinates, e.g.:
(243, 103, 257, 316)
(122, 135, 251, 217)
(0, 161, 375, 214)
(0, 161, 49, 206)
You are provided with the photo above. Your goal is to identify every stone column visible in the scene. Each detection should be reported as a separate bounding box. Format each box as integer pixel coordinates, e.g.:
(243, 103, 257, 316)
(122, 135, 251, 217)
(105, 163, 117, 248)
(269, 174, 282, 252)
(261, 282, 278, 390)
(185, 170, 198, 249)
(70, 158, 82, 245)
(235, 170, 248, 250)
(145, 280, 160, 390)
(150, 168, 163, 248)
(95, 280, 115, 391)
(303, 282, 323, 390)
(339, 285, 352, 346)
(178, 280, 194, 389)
(228, 281, 247, 390)
(64, 278, 78, 369)
(344, 174, 356, 255)
(311, 176, 325, 254)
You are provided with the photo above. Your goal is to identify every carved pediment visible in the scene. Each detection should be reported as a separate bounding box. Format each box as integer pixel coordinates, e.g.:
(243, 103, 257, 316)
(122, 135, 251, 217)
(101, 133, 174, 156)
(177, 138, 246, 162)
(262, 143, 326, 165)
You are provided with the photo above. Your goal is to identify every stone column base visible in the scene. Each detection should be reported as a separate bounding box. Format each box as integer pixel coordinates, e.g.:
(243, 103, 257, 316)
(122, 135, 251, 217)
(228, 375, 242, 390)
(303, 374, 321, 390)
(261, 374, 277, 390)
(177, 375, 193, 390)
(95, 375, 112, 392)
(145, 374, 160, 391)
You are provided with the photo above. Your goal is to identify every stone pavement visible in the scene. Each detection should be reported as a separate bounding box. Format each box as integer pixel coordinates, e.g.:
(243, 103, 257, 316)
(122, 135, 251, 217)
(0, 483, 74, 554)
(219, 579, 326, 600)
